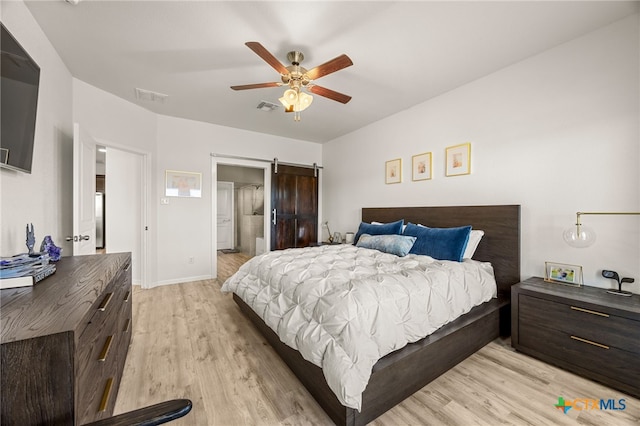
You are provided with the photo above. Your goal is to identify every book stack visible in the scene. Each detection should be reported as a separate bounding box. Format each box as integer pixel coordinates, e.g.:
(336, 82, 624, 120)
(0, 253, 56, 290)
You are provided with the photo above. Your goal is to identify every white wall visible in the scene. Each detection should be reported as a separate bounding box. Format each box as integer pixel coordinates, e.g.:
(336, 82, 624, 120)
(0, 1, 73, 257)
(155, 115, 322, 286)
(323, 15, 640, 292)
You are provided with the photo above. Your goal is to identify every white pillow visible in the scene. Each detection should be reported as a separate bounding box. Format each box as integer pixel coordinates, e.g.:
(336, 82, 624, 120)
(463, 230, 484, 259)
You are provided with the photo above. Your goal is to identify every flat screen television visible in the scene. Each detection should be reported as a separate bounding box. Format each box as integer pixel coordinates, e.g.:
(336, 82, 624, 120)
(1, 22, 40, 174)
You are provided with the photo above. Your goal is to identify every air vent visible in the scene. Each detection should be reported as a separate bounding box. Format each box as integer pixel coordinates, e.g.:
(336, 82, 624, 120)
(257, 101, 279, 111)
(135, 88, 168, 103)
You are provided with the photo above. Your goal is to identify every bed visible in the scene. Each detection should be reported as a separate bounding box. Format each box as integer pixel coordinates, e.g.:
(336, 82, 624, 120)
(224, 205, 520, 426)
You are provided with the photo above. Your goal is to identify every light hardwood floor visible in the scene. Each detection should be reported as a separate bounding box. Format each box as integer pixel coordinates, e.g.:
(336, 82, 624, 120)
(114, 253, 639, 425)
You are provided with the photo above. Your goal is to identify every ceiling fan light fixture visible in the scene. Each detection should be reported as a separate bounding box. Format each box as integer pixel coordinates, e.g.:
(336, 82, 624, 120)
(297, 92, 313, 111)
(284, 88, 298, 103)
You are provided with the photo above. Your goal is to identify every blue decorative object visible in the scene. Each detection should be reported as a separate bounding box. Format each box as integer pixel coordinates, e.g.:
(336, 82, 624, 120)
(40, 235, 62, 262)
(26, 223, 36, 255)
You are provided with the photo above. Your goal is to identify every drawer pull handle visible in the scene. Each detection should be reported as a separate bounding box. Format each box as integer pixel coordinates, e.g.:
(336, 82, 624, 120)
(570, 306, 609, 317)
(98, 292, 113, 312)
(98, 377, 114, 412)
(98, 335, 114, 361)
(123, 318, 131, 333)
(123, 291, 130, 303)
(571, 335, 609, 349)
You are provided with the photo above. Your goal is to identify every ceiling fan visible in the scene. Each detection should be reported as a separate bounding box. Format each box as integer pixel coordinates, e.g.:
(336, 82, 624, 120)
(231, 42, 353, 121)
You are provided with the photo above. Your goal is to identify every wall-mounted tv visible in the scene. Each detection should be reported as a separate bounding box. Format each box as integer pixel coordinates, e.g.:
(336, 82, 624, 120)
(1, 22, 40, 174)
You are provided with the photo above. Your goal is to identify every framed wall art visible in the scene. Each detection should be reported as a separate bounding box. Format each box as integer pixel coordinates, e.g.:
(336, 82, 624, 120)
(385, 158, 402, 184)
(165, 170, 202, 198)
(445, 143, 471, 177)
(544, 262, 583, 287)
(412, 152, 432, 181)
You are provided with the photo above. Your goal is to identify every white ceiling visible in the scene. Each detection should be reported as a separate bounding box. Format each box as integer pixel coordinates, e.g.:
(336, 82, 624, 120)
(24, 1, 639, 143)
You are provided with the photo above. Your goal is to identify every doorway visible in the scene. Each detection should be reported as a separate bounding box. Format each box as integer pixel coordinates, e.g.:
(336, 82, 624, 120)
(93, 144, 148, 286)
(212, 158, 271, 280)
(216, 165, 265, 256)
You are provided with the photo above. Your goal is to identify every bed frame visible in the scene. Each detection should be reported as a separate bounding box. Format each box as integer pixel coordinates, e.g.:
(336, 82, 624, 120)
(232, 205, 521, 425)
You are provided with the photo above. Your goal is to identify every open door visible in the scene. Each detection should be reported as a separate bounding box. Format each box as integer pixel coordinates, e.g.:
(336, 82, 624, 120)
(69, 123, 97, 255)
(217, 181, 234, 250)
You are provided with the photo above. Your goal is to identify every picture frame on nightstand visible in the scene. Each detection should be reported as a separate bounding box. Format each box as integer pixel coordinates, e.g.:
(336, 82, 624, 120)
(544, 261, 583, 286)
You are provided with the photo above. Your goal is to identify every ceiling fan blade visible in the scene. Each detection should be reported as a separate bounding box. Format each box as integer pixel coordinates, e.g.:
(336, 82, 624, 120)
(230, 82, 281, 90)
(308, 85, 352, 104)
(245, 42, 289, 75)
(306, 54, 353, 80)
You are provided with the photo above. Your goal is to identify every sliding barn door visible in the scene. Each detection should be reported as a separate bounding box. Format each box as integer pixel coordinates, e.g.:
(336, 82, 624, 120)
(271, 164, 318, 250)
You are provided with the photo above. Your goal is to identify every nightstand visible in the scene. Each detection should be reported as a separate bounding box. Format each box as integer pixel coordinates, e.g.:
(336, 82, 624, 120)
(511, 277, 640, 398)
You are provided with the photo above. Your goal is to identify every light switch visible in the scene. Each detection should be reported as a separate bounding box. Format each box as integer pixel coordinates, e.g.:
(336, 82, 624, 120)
(160, 198, 169, 205)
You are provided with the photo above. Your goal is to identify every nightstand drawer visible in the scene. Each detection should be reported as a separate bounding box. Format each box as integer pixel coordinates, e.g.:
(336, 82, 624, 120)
(519, 293, 640, 354)
(519, 323, 640, 388)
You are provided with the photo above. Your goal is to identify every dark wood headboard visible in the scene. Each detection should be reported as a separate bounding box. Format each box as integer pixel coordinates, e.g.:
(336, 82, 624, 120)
(362, 205, 521, 296)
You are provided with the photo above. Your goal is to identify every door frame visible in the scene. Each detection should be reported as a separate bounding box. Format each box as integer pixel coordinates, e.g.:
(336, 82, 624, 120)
(92, 137, 151, 289)
(211, 157, 272, 280)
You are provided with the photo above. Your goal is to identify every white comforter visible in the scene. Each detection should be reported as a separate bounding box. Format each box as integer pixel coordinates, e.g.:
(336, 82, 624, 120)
(221, 244, 497, 410)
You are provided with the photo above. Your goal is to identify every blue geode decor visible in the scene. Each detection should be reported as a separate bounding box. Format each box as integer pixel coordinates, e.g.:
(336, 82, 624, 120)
(40, 235, 62, 262)
(26, 223, 36, 255)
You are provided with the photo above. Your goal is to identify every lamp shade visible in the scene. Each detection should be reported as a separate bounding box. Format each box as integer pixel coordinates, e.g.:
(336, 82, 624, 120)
(296, 92, 313, 111)
(284, 89, 298, 103)
(563, 225, 596, 248)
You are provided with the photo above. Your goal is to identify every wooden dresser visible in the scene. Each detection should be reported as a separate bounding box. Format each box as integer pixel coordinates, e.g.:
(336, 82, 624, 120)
(1, 253, 132, 425)
(512, 277, 640, 398)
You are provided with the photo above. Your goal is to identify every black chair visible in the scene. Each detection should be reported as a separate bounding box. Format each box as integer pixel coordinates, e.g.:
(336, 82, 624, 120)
(83, 399, 192, 426)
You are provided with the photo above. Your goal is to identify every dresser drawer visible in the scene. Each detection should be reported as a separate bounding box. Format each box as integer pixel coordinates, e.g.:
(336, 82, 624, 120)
(518, 293, 640, 354)
(79, 291, 116, 343)
(77, 373, 119, 424)
(519, 322, 640, 388)
(77, 284, 124, 370)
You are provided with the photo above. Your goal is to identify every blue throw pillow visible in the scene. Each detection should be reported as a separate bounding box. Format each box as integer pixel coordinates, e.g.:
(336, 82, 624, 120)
(354, 219, 404, 244)
(403, 223, 472, 262)
(356, 234, 417, 257)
